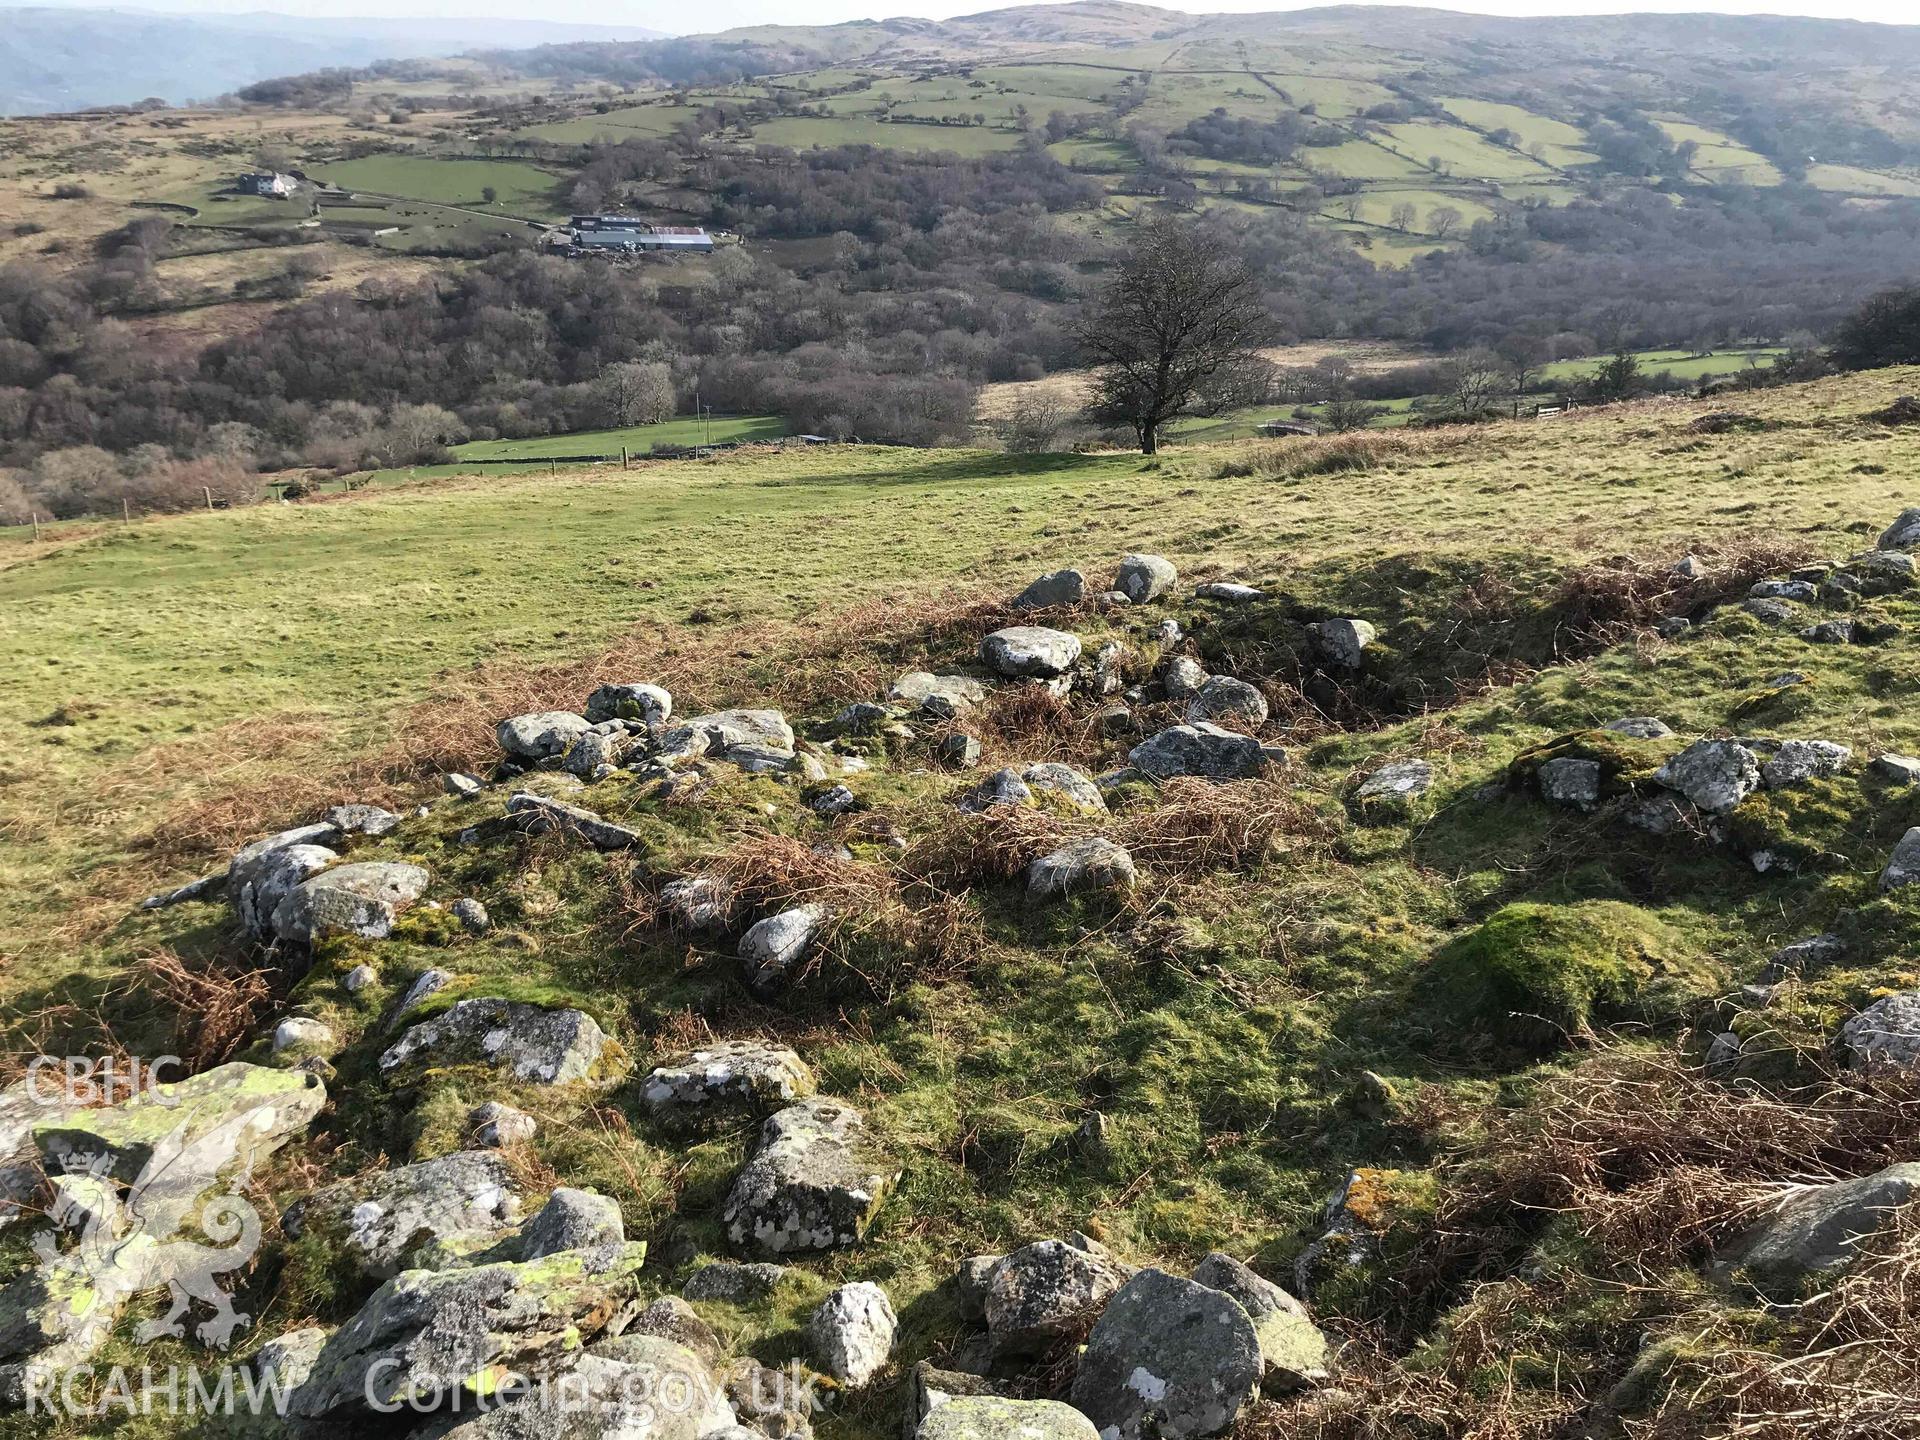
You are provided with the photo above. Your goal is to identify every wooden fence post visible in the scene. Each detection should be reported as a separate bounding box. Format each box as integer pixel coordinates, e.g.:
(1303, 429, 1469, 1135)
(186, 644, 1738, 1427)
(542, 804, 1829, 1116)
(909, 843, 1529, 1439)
(123, 497, 131, 524)
(31, 511, 41, 543)
(621, 446, 629, 470)
(204, 486, 214, 511)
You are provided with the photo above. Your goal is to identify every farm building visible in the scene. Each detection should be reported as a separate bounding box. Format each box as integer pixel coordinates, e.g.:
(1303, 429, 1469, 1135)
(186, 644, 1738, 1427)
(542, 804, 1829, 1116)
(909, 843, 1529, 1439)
(565, 224, 714, 255)
(237, 172, 297, 197)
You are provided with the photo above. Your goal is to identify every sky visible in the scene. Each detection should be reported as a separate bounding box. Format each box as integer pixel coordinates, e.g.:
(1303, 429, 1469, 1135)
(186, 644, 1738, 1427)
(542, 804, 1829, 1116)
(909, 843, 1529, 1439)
(28, 0, 1920, 33)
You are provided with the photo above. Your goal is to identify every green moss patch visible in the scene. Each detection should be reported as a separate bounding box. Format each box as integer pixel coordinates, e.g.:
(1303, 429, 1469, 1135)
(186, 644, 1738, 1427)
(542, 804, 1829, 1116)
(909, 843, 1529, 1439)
(1417, 900, 1723, 1056)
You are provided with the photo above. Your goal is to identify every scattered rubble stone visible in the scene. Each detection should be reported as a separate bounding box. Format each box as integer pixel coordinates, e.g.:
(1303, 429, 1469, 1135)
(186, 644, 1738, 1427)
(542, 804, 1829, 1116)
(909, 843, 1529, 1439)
(642, 1041, 817, 1121)
(380, 998, 610, 1085)
(1759, 739, 1851, 789)
(722, 1098, 898, 1255)
(1743, 597, 1796, 625)
(496, 711, 591, 762)
(1839, 990, 1920, 1069)
(1876, 506, 1920, 550)
(891, 672, 987, 718)
(504, 791, 641, 849)
(1013, 570, 1087, 610)
(517, 1187, 623, 1260)
(980, 626, 1083, 679)
(1196, 582, 1263, 602)
(1715, 1163, 1920, 1293)
(1114, 553, 1177, 603)
(936, 734, 983, 769)
(450, 897, 490, 934)
(1604, 717, 1673, 739)
(1191, 1252, 1328, 1394)
(1027, 836, 1137, 899)
(1879, 827, 1920, 891)
(683, 1262, 789, 1302)
(1538, 756, 1601, 810)
(1130, 723, 1269, 780)
(1185, 675, 1268, 729)
(809, 1281, 896, 1387)
(1870, 754, 1920, 785)
(1070, 1267, 1262, 1440)
(1308, 618, 1377, 667)
(985, 1235, 1133, 1356)
(284, 1151, 524, 1279)
(444, 772, 485, 798)
(468, 1101, 536, 1148)
(919, 1397, 1098, 1440)
(585, 682, 672, 726)
(1655, 739, 1760, 813)
(739, 905, 831, 995)
(1161, 655, 1207, 700)
(271, 1017, 335, 1054)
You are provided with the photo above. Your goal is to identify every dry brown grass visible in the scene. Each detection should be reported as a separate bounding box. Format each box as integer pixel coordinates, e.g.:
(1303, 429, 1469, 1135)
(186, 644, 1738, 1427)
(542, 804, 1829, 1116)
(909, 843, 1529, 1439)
(125, 946, 276, 1069)
(1212, 427, 1492, 481)
(1544, 534, 1821, 654)
(1116, 775, 1326, 875)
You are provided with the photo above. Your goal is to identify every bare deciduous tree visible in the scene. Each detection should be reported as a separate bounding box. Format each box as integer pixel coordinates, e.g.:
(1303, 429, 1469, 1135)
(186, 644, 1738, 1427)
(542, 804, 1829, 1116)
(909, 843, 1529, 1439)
(595, 360, 676, 429)
(1077, 215, 1266, 455)
(1428, 205, 1464, 239)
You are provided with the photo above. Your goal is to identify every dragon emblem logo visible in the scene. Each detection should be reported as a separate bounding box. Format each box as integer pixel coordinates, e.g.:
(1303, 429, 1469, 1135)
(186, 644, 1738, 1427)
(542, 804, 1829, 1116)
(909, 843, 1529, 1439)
(32, 1105, 270, 1351)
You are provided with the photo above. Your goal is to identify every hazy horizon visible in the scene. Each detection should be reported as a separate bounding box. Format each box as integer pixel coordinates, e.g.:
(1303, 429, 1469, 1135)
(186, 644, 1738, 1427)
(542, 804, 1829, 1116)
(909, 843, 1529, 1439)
(18, 0, 1920, 38)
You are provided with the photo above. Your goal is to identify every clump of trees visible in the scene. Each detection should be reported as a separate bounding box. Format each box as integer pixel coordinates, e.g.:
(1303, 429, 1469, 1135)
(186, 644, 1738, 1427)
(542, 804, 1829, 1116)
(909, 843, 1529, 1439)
(1829, 284, 1920, 371)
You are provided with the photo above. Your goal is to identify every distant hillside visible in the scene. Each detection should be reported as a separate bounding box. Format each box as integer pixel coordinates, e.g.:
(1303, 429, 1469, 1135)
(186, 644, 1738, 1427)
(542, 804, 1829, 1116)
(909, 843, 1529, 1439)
(0, 7, 670, 115)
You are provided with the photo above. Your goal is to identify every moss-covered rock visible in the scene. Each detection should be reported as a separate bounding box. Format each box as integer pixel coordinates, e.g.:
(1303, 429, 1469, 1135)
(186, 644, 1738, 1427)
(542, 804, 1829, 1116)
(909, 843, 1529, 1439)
(1417, 901, 1722, 1054)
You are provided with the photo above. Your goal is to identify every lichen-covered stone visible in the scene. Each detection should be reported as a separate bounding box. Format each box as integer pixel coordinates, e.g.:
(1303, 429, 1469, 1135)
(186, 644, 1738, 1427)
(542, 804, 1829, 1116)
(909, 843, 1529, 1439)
(722, 1099, 898, 1255)
(518, 1188, 624, 1260)
(891, 672, 987, 718)
(229, 827, 339, 938)
(497, 711, 592, 761)
(1191, 1253, 1328, 1394)
(1839, 990, 1920, 1069)
(504, 792, 642, 849)
(1759, 739, 1851, 789)
(1655, 739, 1760, 814)
(684, 709, 796, 755)
(584, 682, 673, 726)
(643, 1041, 817, 1122)
(980, 626, 1082, 679)
(1308, 618, 1376, 667)
(1879, 828, 1920, 892)
(289, 1242, 649, 1417)
(919, 1397, 1099, 1440)
(1129, 723, 1268, 780)
(1538, 756, 1601, 810)
(808, 1281, 896, 1387)
(1027, 837, 1136, 899)
(1022, 762, 1107, 814)
(285, 1151, 524, 1279)
(271, 860, 430, 944)
(1184, 675, 1268, 729)
(380, 998, 610, 1085)
(682, 1262, 788, 1302)
(1069, 1268, 1262, 1440)
(468, 1101, 536, 1148)
(984, 1236, 1133, 1356)
(739, 905, 830, 996)
(1114, 554, 1177, 604)
(1012, 570, 1087, 610)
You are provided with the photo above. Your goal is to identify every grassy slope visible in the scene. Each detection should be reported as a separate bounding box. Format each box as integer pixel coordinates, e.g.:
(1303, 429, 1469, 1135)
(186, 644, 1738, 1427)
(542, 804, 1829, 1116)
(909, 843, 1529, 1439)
(6, 370, 1920, 1436)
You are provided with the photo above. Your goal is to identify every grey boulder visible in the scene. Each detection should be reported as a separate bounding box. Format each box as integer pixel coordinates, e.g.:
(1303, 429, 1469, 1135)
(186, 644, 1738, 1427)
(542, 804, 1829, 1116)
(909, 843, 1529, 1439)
(1655, 739, 1760, 814)
(642, 1041, 817, 1121)
(505, 792, 642, 849)
(808, 1281, 896, 1387)
(980, 626, 1082, 679)
(1876, 506, 1920, 550)
(1012, 570, 1087, 610)
(1184, 676, 1268, 729)
(1027, 837, 1136, 899)
(685, 708, 796, 755)
(918, 1398, 1098, 1440)
(497, 711, 592, 761)
(1308, 618, 1377, 668)
(1760, 739, 1851, 789)
(1538, 757, 1601, 810)
(1839, 990, 1920, 1069)
(722, 1098, 898, 1255)
(1160, 656, 1208, 701)
(1191, 1252, 1328, 1394)
(984, 1236, 1133, 1356)
(1129, 723, 1268, 781)
(229, 827, 339, 938)
(271, 861, 430, 944)
(891, 672, 988, 718)
(1114, 554, 1177, 604)
(283, 1151, 525, 1279)
(584, 682, 673, 726)
(1714, 1164, 1920, 1295)
(1196, 582, 1263, 602)
(380, 998, 610, 1085)
(1880, 829, 1920, 892)
(1069, 1267, 1262, 1440)
(739, 905, 831, 995)
(518, 1187, 625, 1260)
